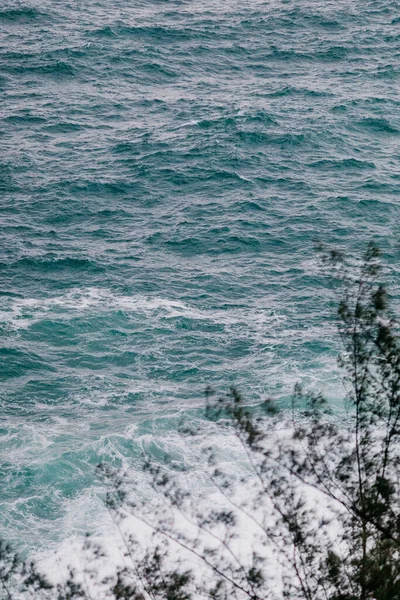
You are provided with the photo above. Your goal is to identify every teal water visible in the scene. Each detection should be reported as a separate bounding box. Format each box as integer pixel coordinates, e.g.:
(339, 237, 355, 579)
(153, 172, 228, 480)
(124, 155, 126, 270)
(1, 0, 400, 556)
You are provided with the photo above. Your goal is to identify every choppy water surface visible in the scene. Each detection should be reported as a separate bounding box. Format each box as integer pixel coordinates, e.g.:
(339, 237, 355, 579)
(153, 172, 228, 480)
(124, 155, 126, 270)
(1, 0, 400, 554)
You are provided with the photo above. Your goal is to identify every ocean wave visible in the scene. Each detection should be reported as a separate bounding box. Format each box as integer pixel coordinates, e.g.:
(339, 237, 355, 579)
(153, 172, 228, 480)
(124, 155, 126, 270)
(88, 23, 211, 42)
(357, 117, 399, 134)
(3, 60, 76, 77)
(0, 7, 43, 21)
(309, 158, 376, 170)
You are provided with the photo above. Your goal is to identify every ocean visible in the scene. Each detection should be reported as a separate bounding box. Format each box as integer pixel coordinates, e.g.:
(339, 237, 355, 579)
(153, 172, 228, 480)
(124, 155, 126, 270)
(1, 0, 399, 562)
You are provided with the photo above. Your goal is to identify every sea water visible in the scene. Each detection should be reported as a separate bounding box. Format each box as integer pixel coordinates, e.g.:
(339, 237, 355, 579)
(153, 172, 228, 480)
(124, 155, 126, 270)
(1, 0, 400, 561)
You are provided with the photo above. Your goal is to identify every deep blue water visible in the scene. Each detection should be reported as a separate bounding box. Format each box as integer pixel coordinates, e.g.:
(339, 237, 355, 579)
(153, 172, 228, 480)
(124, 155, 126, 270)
(1, 0, 400, 556)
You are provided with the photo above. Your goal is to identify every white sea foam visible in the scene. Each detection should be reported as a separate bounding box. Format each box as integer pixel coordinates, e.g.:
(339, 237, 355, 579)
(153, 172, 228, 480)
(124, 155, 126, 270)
(33, 418, 339, 600)
(0, 288, 284, 328)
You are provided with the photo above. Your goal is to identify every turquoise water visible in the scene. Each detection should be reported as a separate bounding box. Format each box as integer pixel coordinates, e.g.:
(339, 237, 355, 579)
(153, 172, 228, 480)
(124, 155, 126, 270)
(1, 0, 400, 556)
